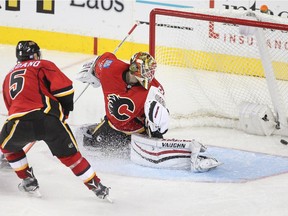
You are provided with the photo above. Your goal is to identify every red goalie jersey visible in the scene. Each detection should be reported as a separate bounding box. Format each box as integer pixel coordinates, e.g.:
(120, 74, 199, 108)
(3, 59, 74, 121)
(94, 52, 164, 134)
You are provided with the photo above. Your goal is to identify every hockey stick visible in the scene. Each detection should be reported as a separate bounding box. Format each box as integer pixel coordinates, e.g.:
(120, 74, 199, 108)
(73, 21, 141, 104)
(112, 21, 140, 54)
(23, 141, 36, 154)
(74, 83, 90, 104)
(0, 141, 36, 169)
(0, 120, 36, 154)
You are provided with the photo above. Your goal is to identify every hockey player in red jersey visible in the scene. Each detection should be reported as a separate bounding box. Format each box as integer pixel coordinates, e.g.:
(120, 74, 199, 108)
(0, 41, 110, 199)
(77, 51, 221, 172)
(77, 52, 169, 149)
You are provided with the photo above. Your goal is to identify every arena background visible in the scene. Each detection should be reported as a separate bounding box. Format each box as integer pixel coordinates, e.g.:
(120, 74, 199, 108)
(0, 0, 287, 60)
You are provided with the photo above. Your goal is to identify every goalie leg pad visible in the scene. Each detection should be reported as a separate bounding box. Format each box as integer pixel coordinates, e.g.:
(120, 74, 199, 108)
(190, 140, 207, 154)
(189, 140, 221, 172)
(131, 134, 192, 170)
(191, 155, 221, 173)
(131, 134, 220, 172)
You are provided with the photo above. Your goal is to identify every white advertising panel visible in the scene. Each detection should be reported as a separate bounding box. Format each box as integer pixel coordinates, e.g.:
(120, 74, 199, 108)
(0, 1, 287, 44)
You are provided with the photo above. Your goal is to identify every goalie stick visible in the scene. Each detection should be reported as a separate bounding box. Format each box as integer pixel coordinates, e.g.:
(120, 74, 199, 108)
(0, 141, 36, 170)
(0, 131, 35, 155)
(23, 141, 36, 153)
(74, 21, 141, 104)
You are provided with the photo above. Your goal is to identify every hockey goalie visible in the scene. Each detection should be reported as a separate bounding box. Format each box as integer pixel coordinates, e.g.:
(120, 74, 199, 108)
(76, 51, 221, 172)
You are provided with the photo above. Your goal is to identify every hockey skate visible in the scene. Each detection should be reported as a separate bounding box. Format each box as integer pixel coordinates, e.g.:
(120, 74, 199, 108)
(92, 183, 110, 199)
(191, 155, 221, 172)
(86, 178, 112, 202)
(18, 167, 41, 197)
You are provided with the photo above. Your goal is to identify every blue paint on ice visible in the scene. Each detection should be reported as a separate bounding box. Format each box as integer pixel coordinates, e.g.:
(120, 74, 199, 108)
(85, 146, 288, 183)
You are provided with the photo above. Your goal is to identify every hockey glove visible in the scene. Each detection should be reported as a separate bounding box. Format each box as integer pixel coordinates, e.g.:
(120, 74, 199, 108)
(76, 58, 101, 88)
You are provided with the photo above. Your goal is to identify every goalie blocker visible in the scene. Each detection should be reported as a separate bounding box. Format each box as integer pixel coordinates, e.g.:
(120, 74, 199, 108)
(131, 133, 221, 172)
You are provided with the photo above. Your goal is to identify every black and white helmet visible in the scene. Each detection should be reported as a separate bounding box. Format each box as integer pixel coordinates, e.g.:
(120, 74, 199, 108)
(16, 40, 41, 62)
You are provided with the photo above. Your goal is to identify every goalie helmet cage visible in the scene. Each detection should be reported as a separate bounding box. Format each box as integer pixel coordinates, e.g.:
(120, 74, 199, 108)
(149, 8, 288, 136)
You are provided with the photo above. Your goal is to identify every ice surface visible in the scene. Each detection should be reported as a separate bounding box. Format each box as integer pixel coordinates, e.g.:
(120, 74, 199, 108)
(1, 45, 288, 216)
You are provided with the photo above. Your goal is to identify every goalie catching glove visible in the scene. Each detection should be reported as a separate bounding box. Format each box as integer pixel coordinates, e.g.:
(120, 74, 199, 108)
(144, 86, 169, 138)
(76, 57, 101, 88)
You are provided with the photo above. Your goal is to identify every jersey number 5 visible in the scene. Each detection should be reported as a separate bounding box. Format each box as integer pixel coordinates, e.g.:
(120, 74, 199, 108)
(9, 69, 26, 99)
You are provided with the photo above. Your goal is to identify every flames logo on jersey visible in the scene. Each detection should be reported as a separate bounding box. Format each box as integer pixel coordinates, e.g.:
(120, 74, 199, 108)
(108, 94, 135, 121)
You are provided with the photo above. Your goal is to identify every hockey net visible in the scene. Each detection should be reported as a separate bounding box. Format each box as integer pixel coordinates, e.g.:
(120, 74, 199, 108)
(149, 8, 288, 135)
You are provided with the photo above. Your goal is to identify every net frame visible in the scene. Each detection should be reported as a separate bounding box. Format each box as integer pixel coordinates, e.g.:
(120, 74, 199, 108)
(148, 8, 288, 136)
(149, 9, 288, 55)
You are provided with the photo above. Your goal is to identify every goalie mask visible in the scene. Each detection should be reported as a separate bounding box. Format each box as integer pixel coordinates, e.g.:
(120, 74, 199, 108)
(16, 40, 41, 62)
(129, 52, 157, 89)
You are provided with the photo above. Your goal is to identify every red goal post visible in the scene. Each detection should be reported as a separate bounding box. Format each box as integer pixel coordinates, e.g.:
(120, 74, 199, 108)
(149, 8, 288, 56)
(148, 8, 288, 136)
